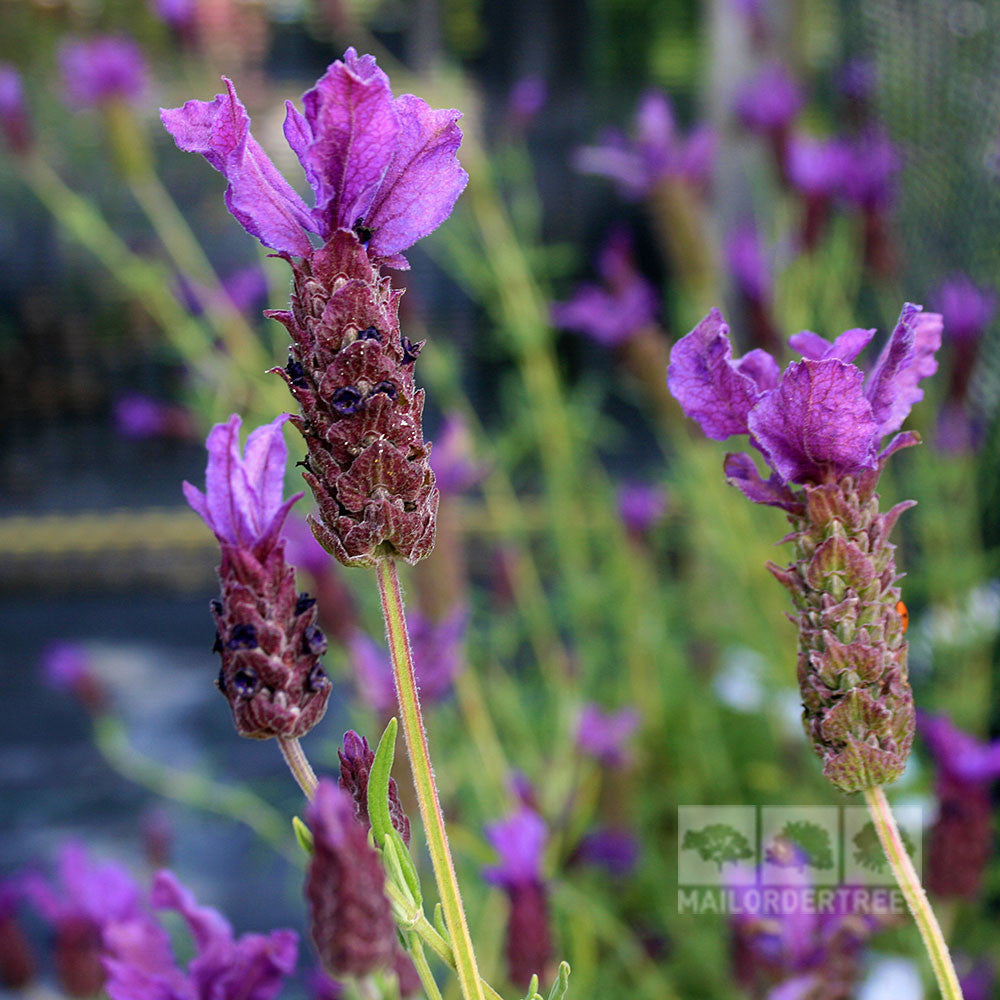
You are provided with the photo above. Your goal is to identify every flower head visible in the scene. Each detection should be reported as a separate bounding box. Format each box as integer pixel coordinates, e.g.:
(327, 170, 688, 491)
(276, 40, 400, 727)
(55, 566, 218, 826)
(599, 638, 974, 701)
(59, 36, 148, 110)
(306, 780, 395, 978)
(430, 415, 487, 495)
(838, 128, 900, 210)
(483, 809, 547, 890)
(786, 134, 849, 199)
(617, 482, 668, 535)
(102, 870, 297, 1000)
(161, 48, 467, 266)
(574, 828, 640, 876)
(337, 730, 411, 845)
(184, 413, 301, 558)
(935, 275, 997, 344)
(574, 90, 715, 198)
(668, 304, 941, 497)
(507, 76, 547, 127)
(735, 62, 804, 135)
(919, 713, 1000, 785)
(725, 222, 772, 305)
(0, 64, 32, 153)
(552, 228, 658, 347)
(350, 607, 466, 712)
(576, 703, 640, 768)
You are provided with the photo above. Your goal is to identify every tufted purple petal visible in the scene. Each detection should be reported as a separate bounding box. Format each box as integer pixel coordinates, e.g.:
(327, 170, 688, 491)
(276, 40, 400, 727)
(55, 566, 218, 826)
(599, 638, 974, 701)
(748, 359, 879, 483)
(789, 327, 875, 363)
(161, 80, 316, 256)
(723, 452, 804, 512)
(667, 310, 763, 440)
(734, 348, 780, 390)
(184, 414, 302, 553)
(865, 304, 941, 436)
(293, 49, 398, 237)
(365, 94, 468, 258)
(919, 712, 1000, 784)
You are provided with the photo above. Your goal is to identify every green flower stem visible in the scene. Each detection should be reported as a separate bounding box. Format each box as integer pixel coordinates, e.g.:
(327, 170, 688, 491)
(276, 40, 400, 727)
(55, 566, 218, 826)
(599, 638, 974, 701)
(92, 715, 298, 864)
(408, 934, 446, 1000)
(276, 736, 318, 800)
(375, 558, 485, 1000)
(863, 785, 963, 999)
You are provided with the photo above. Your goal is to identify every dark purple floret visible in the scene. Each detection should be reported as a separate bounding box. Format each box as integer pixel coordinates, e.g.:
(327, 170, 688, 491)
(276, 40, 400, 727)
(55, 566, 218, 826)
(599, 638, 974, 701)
(306, 665, 330, 692)
(330, 386, 364, 415)
(226, 623, 259, 649)
(303, 626, 328, 656)
(296, 594, 317, 615)
(231, 668, 258, 697)
(401, 336, 423, 363)
(372, 381, 397, 399)
(286, 357, 309, 388)
(357, 326, 382, 342)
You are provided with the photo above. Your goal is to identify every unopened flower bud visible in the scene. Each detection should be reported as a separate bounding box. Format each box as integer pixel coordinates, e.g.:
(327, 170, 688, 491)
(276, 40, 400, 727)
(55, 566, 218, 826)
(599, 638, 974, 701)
(337, 730, 411, 845)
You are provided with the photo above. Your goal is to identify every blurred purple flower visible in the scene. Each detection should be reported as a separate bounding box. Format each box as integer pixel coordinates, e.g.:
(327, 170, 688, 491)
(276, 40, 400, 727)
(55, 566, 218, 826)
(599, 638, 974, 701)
(183, 413, 301, 556)
(725, 222, 772, 305)
(575, 828, 639, 876)
(735, 61, 804, 135)
(668, 304, 941, 496)
(786, 133, 848, 201)
(41, 642, 92, 692)
(306, 781, 395, 978)
(161, 48, 467, 265)
(103, 870, 297, 1000)
(150, 0, 196, 33)
(574, 90, 716, 198)
(617, 482, 668, 535)
(919, 712, 1000, 784)
(484, 809, 552, 987)
(0, 63, 32, 153)
(59, 37, 148, 109)
(308, 966, 344, 1000)
(838, 128, 900, 210)
(22, 842, 149, 998)
(0, 877, 34, 989)
(283, 512, 333, 580)
(113, 394, 195, 441)
(430, 415, 486, 495)
(920, 712, 1000, 899)
(174, 265, 269, 318)
(484, 808, 547, 889)
(350, 606, 467, 713)
(552, 228, 658, 347)
(836, 59, 877, 103)
(958, 960, 995, 1000)
(576, 703, 640, 768)
(507, 76, 547, 127)
(729, 861, 894, 997)
(935, 275, 997, 344)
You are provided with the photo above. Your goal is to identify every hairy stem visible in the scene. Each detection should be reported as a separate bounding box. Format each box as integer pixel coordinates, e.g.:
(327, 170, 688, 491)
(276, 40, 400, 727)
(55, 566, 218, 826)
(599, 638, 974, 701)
(863, 785, 963, 999)
(408, 934, 446, 1000)
(276, 736, 318, 800)
(375, 558, 485, 1000)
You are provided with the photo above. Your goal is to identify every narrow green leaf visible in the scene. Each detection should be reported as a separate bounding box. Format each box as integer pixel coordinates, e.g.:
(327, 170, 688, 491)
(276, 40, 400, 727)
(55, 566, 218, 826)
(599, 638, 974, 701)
(546, 962, 571, 1000)
(368, 717, 398, 848)
(433, 902, 449, 943)
(292, 816, 313, 855)
(522, 974, 539, 1000)
(390, 829, 422, 906)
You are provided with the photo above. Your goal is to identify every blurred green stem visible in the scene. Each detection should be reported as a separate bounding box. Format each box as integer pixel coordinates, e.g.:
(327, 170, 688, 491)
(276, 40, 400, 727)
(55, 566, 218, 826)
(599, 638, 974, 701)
(376, 557, 485, 1000)
(863, 785, 963, 999)
(92, 714, 298, 864)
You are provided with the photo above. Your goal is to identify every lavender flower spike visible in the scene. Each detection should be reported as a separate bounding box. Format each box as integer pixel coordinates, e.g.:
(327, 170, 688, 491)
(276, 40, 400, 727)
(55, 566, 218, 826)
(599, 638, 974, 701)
(484, 809, 553, 988)
(306, 779, 396, 978)
(59, 36, 148, 110)
(668, 305, 942, 792)
(185, 414, 331, 739)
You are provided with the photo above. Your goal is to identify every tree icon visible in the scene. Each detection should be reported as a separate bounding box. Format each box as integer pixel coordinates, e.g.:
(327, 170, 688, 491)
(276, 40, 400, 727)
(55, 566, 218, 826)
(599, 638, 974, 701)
(765, 820, 834, 871)
(853, 820, 917, 873)
(682, 823, 754, 871)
